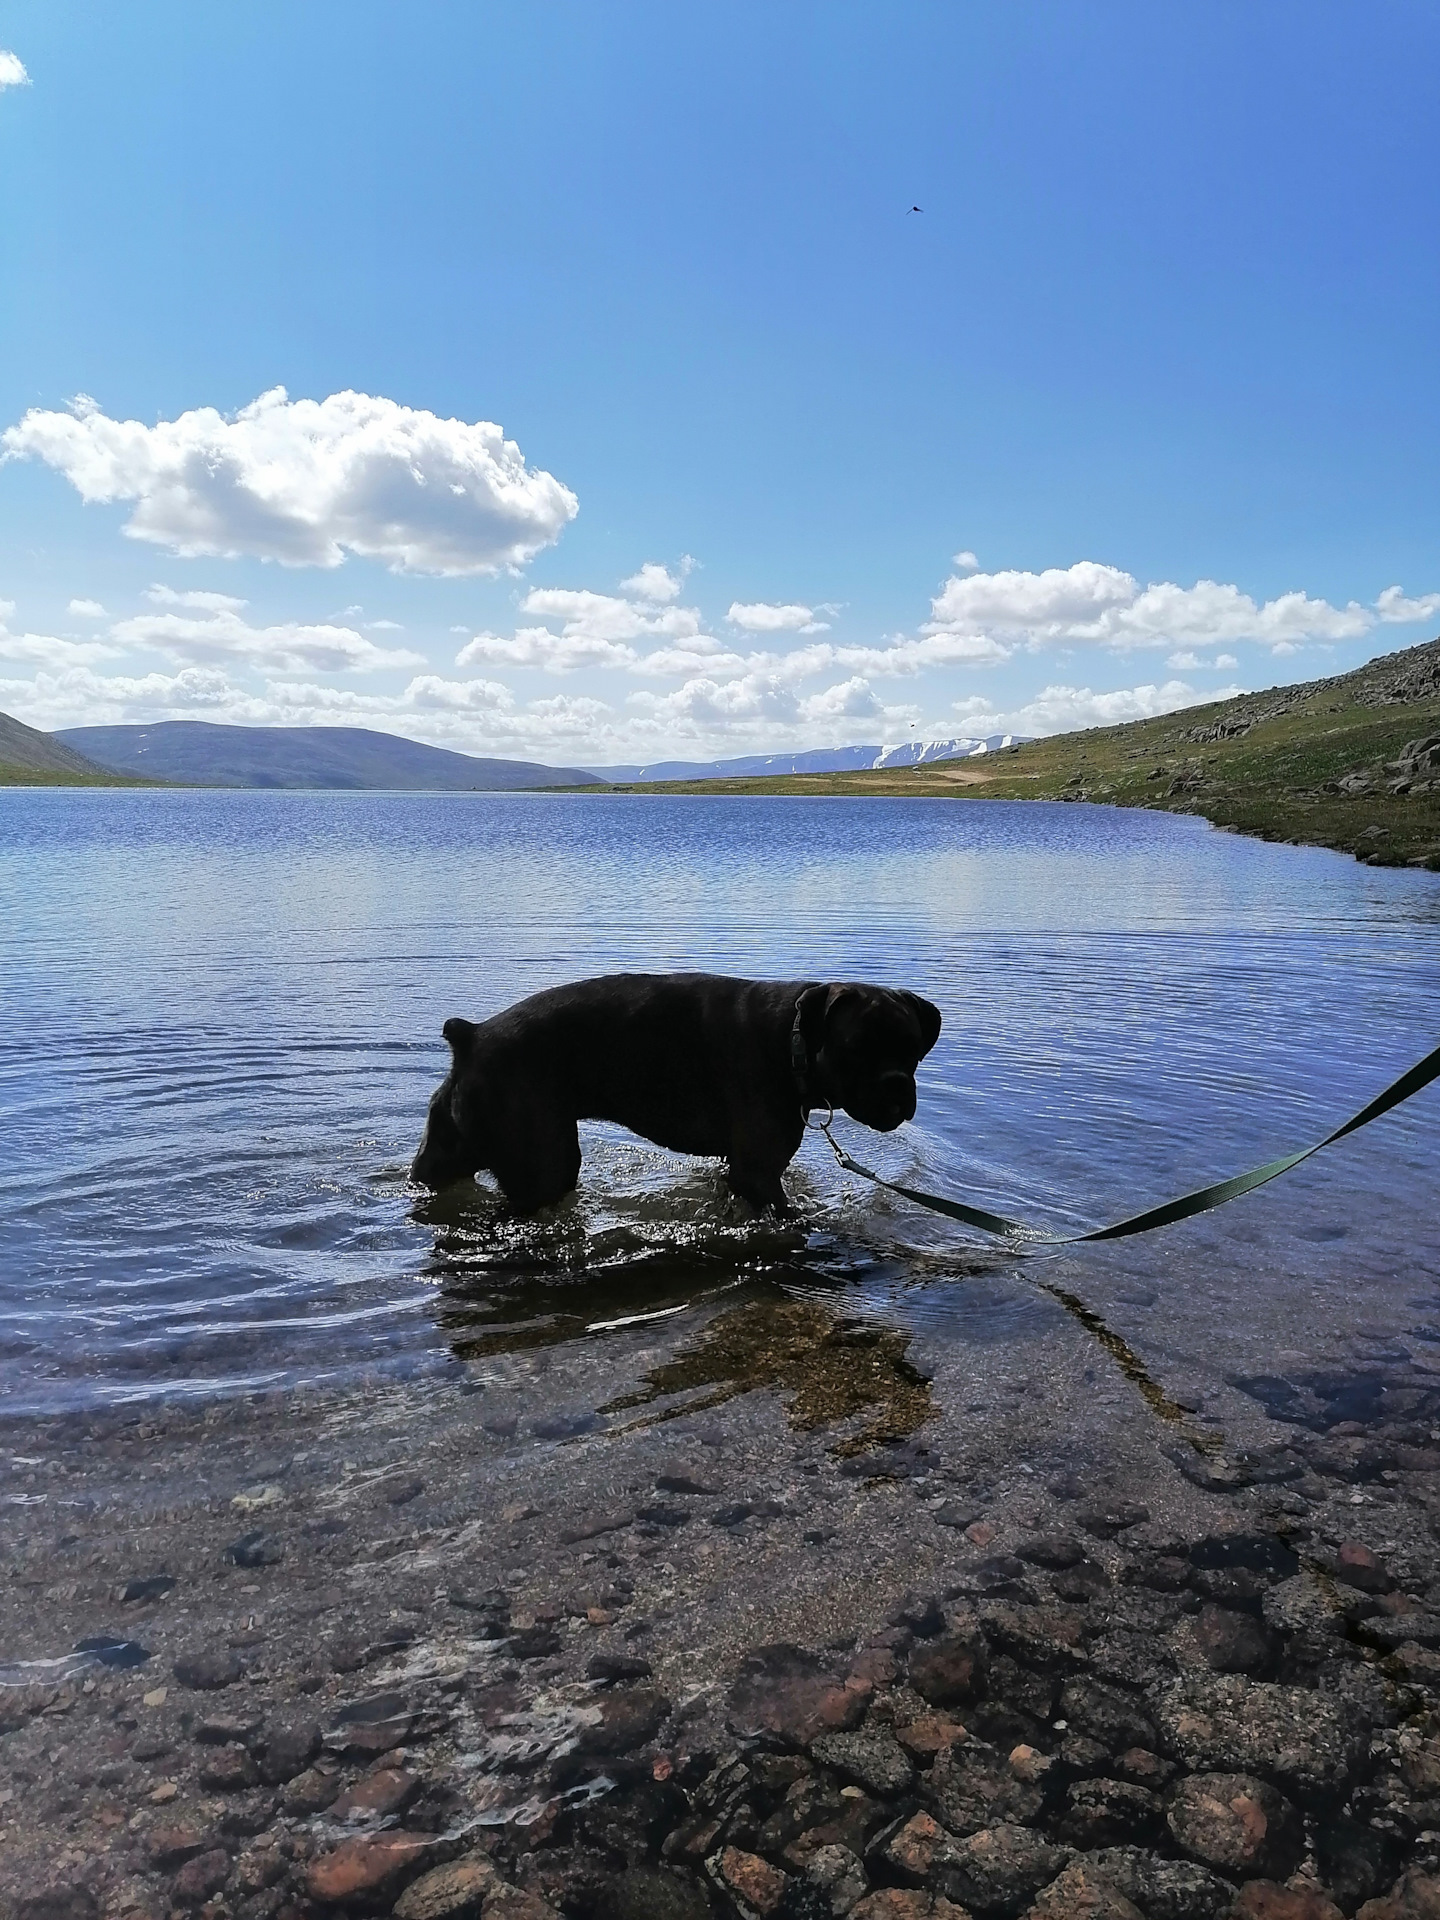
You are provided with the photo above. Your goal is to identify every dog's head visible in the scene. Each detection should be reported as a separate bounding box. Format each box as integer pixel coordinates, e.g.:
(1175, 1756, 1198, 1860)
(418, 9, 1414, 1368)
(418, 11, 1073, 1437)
(795, 983, 941, 1132)
(410, 1017, 487, 1190)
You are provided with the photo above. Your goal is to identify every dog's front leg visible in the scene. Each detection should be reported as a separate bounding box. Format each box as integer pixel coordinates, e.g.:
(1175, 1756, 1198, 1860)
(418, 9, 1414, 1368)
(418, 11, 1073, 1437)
(724, 1158, 795, 1217)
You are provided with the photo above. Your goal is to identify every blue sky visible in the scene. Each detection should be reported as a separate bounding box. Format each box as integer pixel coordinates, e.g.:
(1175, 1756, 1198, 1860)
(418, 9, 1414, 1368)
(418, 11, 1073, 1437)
(1, 2, 1437, 764)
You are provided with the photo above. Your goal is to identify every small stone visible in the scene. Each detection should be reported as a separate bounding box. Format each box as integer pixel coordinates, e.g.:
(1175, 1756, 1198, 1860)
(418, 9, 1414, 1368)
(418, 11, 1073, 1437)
(965, 1522, 996, 1548)
(123, 1574, 177, 1604)
(232, 1846, 288, 1895)
(934, 1505, 983, 1530)
(594, 1865, 711, 1920)
(227, 1529, 284, 1568)
(909, 1625, 988, 1706)
(284, 1765, 342, 1813)
(148, 1824, 212, 1869)
(195, 1711, 263, 1744)
(392, 1855, 500, 1920)
(655, 1473, 717, 1495)
(804, 1845, 867, 1917)
(231, 1483, 284, 1510)
(936, 1824, 1070, 1916)
(896, 1715, 968, 1763)
(811, 1727, 913, 1797)
(1051, 1561, 1111, 1604)
(1155, 1672, 1370, 1798)
(1112, 1747, 1174, 1790)
(881, 1812, 950, 1885)
(384, 1478, 425, 1505)
(142, 1686, 168, 1707)
(485, 1887, 563, 1920)
(712, 1846, 788, 1916)
(923, 1741, 1044, 1836)
(1085, 1846, 1233, 1920)
(330, 1766, 419, 1821)
(849, 1895, 937, 1920)
(258, 1718, 322, 1784)
(1058, 1679, 1157, 1754)
(198, 1744, 260, 1791)
(579, 1688, 670, 1754)
(1074, 1502, 1149, 1540)
(559, 1508, 637, 1545)
(172, 1848, 230, 1906)
(305, 1831, 436, 1904)
(1167, 1771, 1303, 1880)
(728, 1645, 869, 1747)
(149, 1780, 179, 1803)
(1015, 1534, 1085, 1570)
(1355, 1871, 1440, 1919)
(587, 1653, 654, 1684)
(1230, 1885, 1345, 1920)
(1006, 1746, 1054, 1786)
(1027, 1861, 1145, 1920)
(1192, 1604, 1277, 1676)
(1054, 1777, 1163, 1849)
(173, 1648, 243, 1691)
(1334, 1541, 1394, 1594)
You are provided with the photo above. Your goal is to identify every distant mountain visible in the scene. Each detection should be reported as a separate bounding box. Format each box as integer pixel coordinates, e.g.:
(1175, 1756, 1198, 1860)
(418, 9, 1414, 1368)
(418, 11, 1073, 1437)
(0, 709, 123, 781)
(53, 721, 605, 790)
(588, 735, 1026, 783)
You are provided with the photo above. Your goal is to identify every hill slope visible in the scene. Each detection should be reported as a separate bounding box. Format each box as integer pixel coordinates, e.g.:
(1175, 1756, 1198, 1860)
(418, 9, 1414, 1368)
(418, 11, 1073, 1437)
(54, 721, 604, 790)
(586, 735, 1023, 781)
(0, 710, 147, 785)
(588, 637, 1440, 870)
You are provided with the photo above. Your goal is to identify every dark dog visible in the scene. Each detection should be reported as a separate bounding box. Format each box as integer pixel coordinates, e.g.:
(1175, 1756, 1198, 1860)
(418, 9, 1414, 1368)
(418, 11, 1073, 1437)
(411, 972, 941, 1214)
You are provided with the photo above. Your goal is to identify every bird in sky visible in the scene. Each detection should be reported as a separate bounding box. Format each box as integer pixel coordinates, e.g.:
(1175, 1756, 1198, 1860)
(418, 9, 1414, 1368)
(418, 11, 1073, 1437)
(907, 204, 923, 213)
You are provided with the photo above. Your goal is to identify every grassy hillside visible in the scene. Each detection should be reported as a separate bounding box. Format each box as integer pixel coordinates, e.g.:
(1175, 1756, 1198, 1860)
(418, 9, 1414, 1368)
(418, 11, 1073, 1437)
(589, 636, 1440, 870)
(0, 710, 156, 786)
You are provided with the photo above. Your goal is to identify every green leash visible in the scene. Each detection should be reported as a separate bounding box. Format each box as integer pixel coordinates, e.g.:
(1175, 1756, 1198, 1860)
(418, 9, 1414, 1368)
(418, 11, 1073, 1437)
(816, 1036, 1440, 1247)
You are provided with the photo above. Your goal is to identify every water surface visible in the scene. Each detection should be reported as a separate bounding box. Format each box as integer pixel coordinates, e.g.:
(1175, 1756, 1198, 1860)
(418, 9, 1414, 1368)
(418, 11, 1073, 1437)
(2, 788, 1438, 1416)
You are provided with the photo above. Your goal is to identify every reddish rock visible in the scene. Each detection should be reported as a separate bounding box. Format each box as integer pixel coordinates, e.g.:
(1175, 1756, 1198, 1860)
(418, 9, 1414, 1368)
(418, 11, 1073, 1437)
(172, 1849, 231, 1907)
(908, 1624, 989, 1706)
(1356, 1870, 1440, 1919)
(850, 1893, 966, 1920)
(148, 1825, 212, 1870)
(1027, 1861, 1145, 1919)
(1335, 1541, 1394, 1594)
(897, 1715, 968, 1762)
(484, 1887, 563, 1920)
(1230, 1884, 1345, 1920)
(578, 1688, 671, 1755)
(728, 1645, 869, 1746)
(881, 1812, 949, 1885)
(198, 1744, 259, 1791)
(712, 1847, 788, 1916)
(1167, 1772, 1303, 1880)
(305, 1831, 436, 1905)
(329, 1766, 419, 1822)
(392, 1856, 500, 1920)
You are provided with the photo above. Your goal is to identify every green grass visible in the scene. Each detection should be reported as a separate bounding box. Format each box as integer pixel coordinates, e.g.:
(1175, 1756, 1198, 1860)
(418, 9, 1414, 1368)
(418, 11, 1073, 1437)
(0, 763, 163, 788)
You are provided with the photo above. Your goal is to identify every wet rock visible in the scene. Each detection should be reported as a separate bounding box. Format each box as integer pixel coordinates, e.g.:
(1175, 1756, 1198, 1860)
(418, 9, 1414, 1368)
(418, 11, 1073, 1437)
(1086, 1847, 1234, 1920)
(1074, 1502, 1149, 1541)
(1058, 1732, 1109, 1776)
(330, 1766, 420, 1822)
(149, 1823, 215, 1870)
(1112, 1747, 1175, 1790)
(811, 1728, 914, 1797)
(326, 1689, 413, 1756)
(1026, 1862, 1145, 1920)
(392, 1855, 501, 1920)
(1166, 1771, 1303, 1880)
(935, 1504, 985, 1531)
(879, 1812, 954, 1885)
(896, 1715, 968, 1763)
(1155, 1672, 1371, 1797)
(909, 1625, 989, 1706)
(1191, 1566, 1272, 1609)
(589, 1652, 656, 1684)
(1355, 1870, 1440, 1918)
(487, 1888, 565, 1920)
(232, 1844, 287, 1894)
(1050, 1562, 1111, 1604)
(226, 1529, 284, 1568)
(1358, 1612, 1440, 1652)
(1229, 1886, 1345, 1920)
(1015, 1535, 1085, 1571)
(850, 1896, 967, 1920)
(934, 1824, 1071, 1918)
(979, 1605, 1088, 1673)
(1087, 1629, 1179, 1693)
(198, 1743, 260, 1791)
(1192, 1605, 1278, 1676)
(711, 1846, 788, 1916)
(803, 1844, 868, 1917)
(922, 1743, 1044, 1837)
(583, 1776, 688, 1864)
(173, 1648, 243, 1690)
(560, 1508, 638, 1544)
(593, 1864, 712, 1920)
(284, 1764, 342, 1812)
(196, 1710, 263, 1743)
(729, 1646, 870, 1747)
(969, 1657, 1055, 1750)
(889, 1592, 947, 1638)
(258, 1717, 322, 1784)
(1053, 1777, 1163, 1848)
(1058, 1678, 1157, 1754)
(172, 1848, 231, 1906)
(305, 1831, 438, 1906)
(1262, 1573, 1346, 1638)
(579, 1687, 670, 1754)
(122, 1573, 177, 1603)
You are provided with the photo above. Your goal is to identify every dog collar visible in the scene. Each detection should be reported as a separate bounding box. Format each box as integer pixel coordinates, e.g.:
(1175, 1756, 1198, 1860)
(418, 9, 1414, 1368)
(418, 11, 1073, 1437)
(790, 998, 812, 1105)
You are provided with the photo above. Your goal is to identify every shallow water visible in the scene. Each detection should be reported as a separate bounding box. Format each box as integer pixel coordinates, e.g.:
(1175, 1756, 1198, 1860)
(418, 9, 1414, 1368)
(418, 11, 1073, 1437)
(2, 787, 1438, 1416)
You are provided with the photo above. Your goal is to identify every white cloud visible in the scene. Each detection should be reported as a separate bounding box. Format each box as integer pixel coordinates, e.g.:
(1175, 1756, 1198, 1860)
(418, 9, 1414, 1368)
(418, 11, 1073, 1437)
(953, 678, 1247, 739)
(1375, 586, 1440, 625)
(67, 598, 107, 618)
(1, 387, 578, 575)
(367, 618, 404, 631)
(922, 560, 1412, 654)
(111, 607, 424, 674)
(1214, 653, 1238, 668)
(146, 583, 249, 612)
(0, 51, 28, 90)
(0, 628, 122, 668)
(952, 551, 979, 571)
(456, 626, 640, 673)
(620, 560, 691, 603)
(727, 600, 830, 634)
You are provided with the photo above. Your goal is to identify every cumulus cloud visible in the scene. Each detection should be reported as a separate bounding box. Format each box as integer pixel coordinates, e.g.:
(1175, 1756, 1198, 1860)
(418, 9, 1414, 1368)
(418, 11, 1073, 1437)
(147, 583, 248, 612)
(68, 598, 106, 618)
(952, 551, 979, 571)
(727, 601, 830, 634)
(456, 574, 717, 674)
(952, 678, 1247, 739)
(1, 387, 578, 574)
(0, 628, 122, 668)
(0, 51, 28, 90)
(111, 606, 424, 674)
(620, 560, 692, 603)
(921, 560, 1428, 654)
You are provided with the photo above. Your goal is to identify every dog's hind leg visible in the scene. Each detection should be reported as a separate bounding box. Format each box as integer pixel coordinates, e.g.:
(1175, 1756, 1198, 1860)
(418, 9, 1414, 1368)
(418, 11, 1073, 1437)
(492, 1115, 583, 1215)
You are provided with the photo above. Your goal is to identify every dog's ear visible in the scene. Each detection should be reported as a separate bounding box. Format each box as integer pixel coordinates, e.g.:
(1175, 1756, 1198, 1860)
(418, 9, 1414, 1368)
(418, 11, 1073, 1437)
(794, 984, 831, 1056)
(901, 991, 942, 1056)
(441, 1016, 477, 1058)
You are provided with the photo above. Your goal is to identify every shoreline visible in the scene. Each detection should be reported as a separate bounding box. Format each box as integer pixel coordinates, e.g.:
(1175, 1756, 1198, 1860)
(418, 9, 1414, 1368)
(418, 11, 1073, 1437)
(6, 1279, 1440, 1920)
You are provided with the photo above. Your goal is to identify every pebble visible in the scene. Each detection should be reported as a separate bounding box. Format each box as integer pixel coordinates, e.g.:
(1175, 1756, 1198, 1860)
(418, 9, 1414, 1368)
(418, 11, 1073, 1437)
(587, 1652, 654, 1684)
(171, 1847, 231, 1905)
(578, 1687, 670, 1755)
(198, 1743, 260, 1791)
(1166, 1771, 1303, 1880)
(121, 1574, 177, 1604)
(329, 1765, 419, 1822)
(172, 1648, 243, 1690)
(392, 1856, 502, 1920)
(1015, 1534, 1086, 1570)
(908, 1626, 988, 1707)
(1230, 1885, 1346, 1920)
(895, 1715, 968, 1762)
(1192, 1604, 1278, 1676)
(1028, 1860, 1146, 1920)
(711, 1846, 788, 1916)
(305, 1830, 438, 1904)
(810, 1728, 913, 1798)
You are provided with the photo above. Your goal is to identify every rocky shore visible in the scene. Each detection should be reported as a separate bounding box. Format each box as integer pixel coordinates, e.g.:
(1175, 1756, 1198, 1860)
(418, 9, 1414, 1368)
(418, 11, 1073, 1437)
(4, 1296, 1440, 1920)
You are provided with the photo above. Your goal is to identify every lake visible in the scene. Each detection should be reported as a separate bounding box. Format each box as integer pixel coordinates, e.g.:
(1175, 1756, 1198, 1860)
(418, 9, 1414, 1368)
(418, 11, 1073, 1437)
(2, 787, 1438, 1418)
